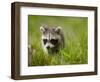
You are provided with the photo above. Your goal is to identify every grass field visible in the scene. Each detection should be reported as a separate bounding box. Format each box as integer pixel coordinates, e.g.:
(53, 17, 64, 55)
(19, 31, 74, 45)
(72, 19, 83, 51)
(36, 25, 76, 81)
(28, 15, 88, 66)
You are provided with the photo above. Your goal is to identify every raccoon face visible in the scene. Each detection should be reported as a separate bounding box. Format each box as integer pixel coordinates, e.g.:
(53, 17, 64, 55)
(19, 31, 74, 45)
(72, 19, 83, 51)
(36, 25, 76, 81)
(43, 38, 59, 49)
(40, 26, 62, 53)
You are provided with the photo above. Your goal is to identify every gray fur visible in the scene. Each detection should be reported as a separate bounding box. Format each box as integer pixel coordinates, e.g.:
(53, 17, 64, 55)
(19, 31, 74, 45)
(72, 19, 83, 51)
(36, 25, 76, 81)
(40, 25, 65, 54)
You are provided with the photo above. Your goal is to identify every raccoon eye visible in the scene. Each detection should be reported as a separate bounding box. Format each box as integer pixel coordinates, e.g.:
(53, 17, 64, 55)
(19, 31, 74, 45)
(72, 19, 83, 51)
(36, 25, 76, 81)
(50, 39, 58, 45)
(43, 39, 47, 44)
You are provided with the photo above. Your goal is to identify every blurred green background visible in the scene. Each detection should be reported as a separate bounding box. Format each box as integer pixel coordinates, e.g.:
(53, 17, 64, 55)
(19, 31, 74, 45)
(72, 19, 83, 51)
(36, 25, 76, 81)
(28, 15, 88, 66)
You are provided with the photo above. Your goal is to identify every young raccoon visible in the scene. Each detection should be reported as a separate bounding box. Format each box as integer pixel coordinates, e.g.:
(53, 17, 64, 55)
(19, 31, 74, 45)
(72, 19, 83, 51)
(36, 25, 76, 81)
(40, 25, 65, 54)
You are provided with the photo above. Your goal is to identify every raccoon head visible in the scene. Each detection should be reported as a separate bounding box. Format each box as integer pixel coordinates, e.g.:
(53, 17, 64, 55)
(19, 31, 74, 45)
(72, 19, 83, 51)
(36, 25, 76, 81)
(40, 26, 62, 54)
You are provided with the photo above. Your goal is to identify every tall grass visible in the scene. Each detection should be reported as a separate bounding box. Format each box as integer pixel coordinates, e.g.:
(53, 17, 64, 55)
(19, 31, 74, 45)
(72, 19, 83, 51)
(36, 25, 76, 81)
(28, 15, 88, 66)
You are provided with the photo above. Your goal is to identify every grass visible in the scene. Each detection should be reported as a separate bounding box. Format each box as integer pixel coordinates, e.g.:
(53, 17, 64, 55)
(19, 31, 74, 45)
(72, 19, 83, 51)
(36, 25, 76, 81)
(28, 15, 88, 66)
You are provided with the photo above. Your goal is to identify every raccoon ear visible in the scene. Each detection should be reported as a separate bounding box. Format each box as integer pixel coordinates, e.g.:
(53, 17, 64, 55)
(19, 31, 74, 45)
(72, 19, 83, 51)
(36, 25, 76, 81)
(54, 26, 61, 33)
(40, 26, 47, 33)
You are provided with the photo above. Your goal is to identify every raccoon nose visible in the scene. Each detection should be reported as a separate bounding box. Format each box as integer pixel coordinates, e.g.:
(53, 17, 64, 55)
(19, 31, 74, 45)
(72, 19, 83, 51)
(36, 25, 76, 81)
(47, 46, 50, 49)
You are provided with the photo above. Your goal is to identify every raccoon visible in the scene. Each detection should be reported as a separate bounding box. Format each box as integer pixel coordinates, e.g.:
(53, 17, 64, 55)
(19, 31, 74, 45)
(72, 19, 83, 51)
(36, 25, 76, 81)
(40, 25, 65, 54)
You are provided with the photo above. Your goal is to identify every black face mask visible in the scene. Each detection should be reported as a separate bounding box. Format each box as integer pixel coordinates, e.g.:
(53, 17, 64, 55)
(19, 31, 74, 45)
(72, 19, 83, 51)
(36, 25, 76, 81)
(43, 39, 58, 45)
(50, 39, 58, 45)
